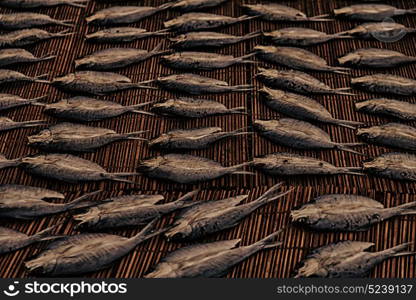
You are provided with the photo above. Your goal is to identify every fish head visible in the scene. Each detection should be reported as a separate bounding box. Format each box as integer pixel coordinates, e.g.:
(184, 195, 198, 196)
(27, 129, 53, 147)
(296, 258, 327, 278)
(290, 207, 319, 226)
(51, 74, 75, 87)
(150, 100, 175, 114)
(338, 52, 361, 67)
(25, 257, 57, 275)
(333, 6, 352, 17)
(253, 45, 274, 54)
(148, 134, 171, 148)
(356, 128, 375, 140)
(253, 119, 278, 132)
(137, 156, 166, 173)
(164, 224, 193, 241)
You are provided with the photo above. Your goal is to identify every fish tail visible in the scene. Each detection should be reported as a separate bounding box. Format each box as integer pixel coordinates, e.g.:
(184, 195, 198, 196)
(332, 119, 364, 129)
(341, 167, 364, 176)
(308, 14, 334, 22)
(56, 29, 75, 37)
(330, 66, 351, 75)
(228, 127, 253, 138)
(151, 41, 169, 56)
(132, 83, 158, 90)
(67, 0, 88, 8)
(154, 29, 170, 36)
(122, 130, 148, 141)
(396, 201, 416, 215)
(250, 183, 294, 210)
(65, 189, 102, 210)
(157, 1, 176, 11)
(130, 218, 167, 245)
(236, 15, 260, 23)
(131, 110, 155, 116)
(38, 54, 57, 62)
(229, 162, 256, 176)
(333, 87, 355, 96)
(229, 84, 254, 92)
(228, 106, 247, 115)
(107, 172, 140, 184)
(241, 31, 262, 41)
(30, 95, 48, 102)
(335, 143, 366, 156)
(172, 189, 200, 208)
(406, 8, 416, 15)
(33, 73, 50, 84)
(55, 19, 75, 27)
(19, 120, 47, 128)
(377, 242, 414, 257)
(2, 157, 22, 168)
(253, 229, 284, 249)
(30, 224, 65, 242)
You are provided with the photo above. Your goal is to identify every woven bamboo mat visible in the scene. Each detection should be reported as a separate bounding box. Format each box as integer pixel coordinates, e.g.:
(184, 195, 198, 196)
(0, 0, 415, 278)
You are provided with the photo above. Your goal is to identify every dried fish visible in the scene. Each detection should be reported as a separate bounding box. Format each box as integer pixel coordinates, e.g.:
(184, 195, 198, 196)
(164, 13, 256, 33)
(0, 49, 55, 67)
(165, 183, 290, 241)
(146, 230, 282, 278)
(154, 73, 252, 94)
(43, 96, 153, 121)
(363, 152, 416, 181)
(75, 43, 166, 70)
(28, 123, 147, 152)
(264, 27, 350, 46)
(149, 127, 250, 150)
(172, 0, 227, 12)
(295, 241, 415, 278)
(25, 219, 164, 275)
(86, 27, 168, 43)
(0, 13, 73, 30)
(242, 4, 331, 22)
(170, 31, 260, 50)
(357, 123, 416, 151)
(0, 0, 88, 8)
(0, 69, 49, 85)
(137, 154, 252, 184)
(334, 4, 416, 21)
(291, 194, 416, 232)
(254, 46, 349, 74)
(74, 190, 198, 231)
(260, 87, 362, 129)
(252, 153, 363, 176)
(151, 97, 245, 118)
(0, 93, 46, 111)
(339, 22, 416, 40)
(20, 153, 138, 183)
(338, 48, 416, 68)
(0, 117, 44, 132)
(51, 71, 155, 95)
(86, 3, 173, 26)
(162, 51, 255, 70)
(0, 29, 73, 48)
(0, 185, 100, 219)
(256, 67, 352, 96)
(0, 153, 20, 170)
(0, 225, 60, 255)
(351, 74, 416, 96)
(355, 98, 416, 121)
(254, 119, 363, 155)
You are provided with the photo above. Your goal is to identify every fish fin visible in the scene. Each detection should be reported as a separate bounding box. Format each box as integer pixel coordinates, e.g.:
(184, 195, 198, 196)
(253, 229, 284, 249)
(65, 190, 102, 210)
(335, 143, 366, 156)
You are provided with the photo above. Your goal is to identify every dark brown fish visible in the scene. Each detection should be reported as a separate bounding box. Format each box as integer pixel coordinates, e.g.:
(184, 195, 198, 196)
(137, 154, 252, 184)
(355, 98, 416, 121)
(75, 42, 166, 70)
(334, 4, 416, 21)
(0, 225, 61, 255)
(20, 153, 138, 183)
(0, 117, 45, 132)
(357, 123, 416, 150)
(0, 93, 46, 111)
(86, 27, 168, 43)
(252, 153, 363, 176)
(25, 219, 165, 276)
(295, 241, 415, 278)
(74, 190, 198, 231)
(151, 97, 245, 118)
(0, 185, 101, 219)
(256, 67, 352, 96)
(260, 87, 362, 129)
(363, 152, 416, 181)
(27, 122, 147, 152)
(170, 31, 260, 49)
(292, 194, 416, 232)
(351, 74, 416, 96)
(172, 0, 227, 12)
(43, 96, 153, 121)
(149, 127, 250, 150)
(146, 230, 282, 278)
(0, 13, 73, 30)
(162, 51, 255, 70)
(52, 71, 155, 95)
(0, 69, 49, 85)
(264, 27, 350, 46)
(254, 45, 349, 74)
(254, 119, 364, 155)
(338, 22, 416, 40)
(86, 3, 173, 26)
(0, 29, 73, 48)
(164, 13, 256, 33)
(165, 183, 290, 241)
(154, 73, 252, 94)
(0, 49, 55, 67)
(0, 0, 88, 8)
(242, 4, 331, 22)
(338, 48, 416, 68)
